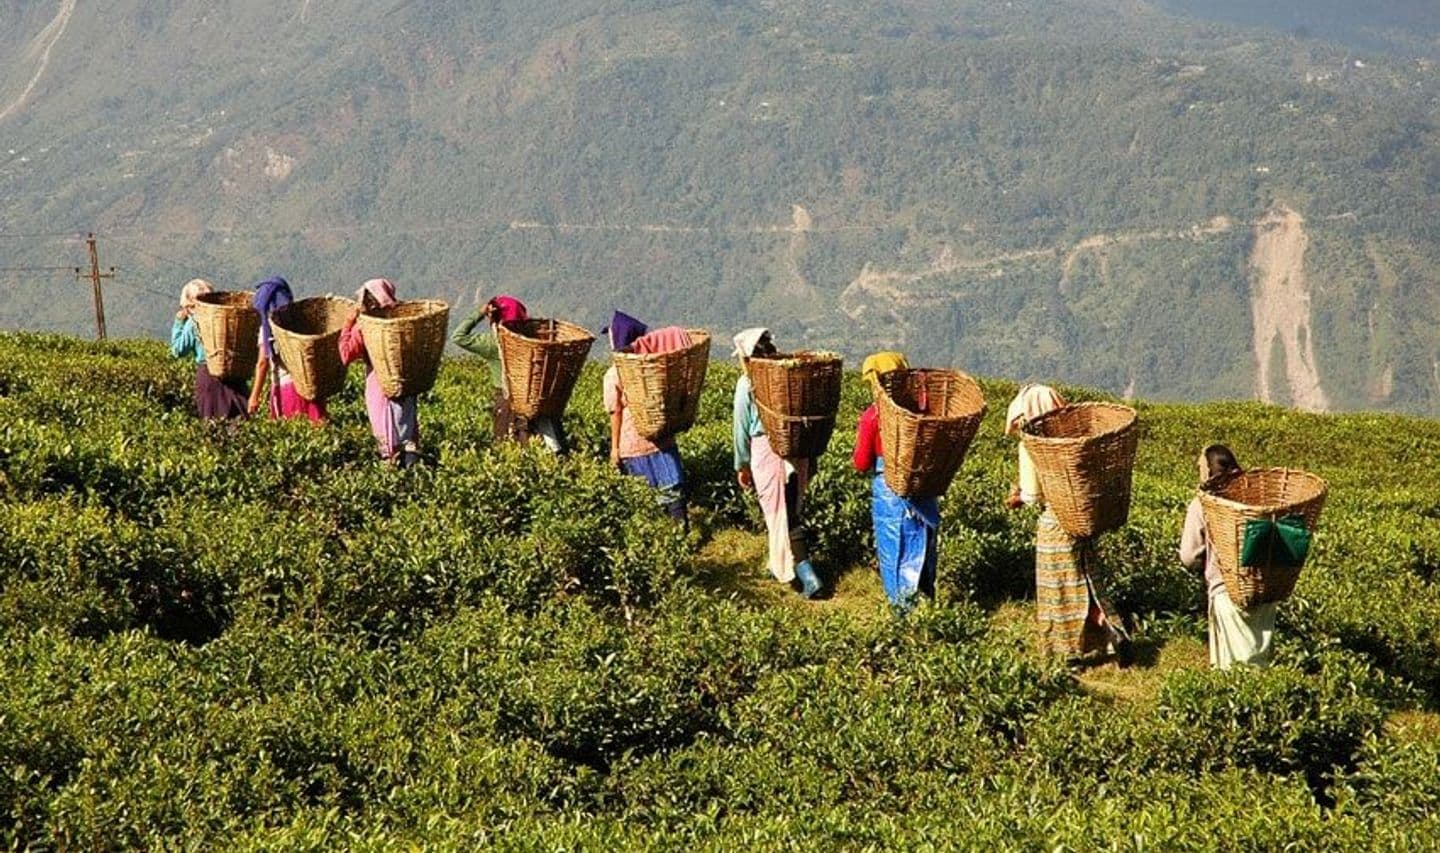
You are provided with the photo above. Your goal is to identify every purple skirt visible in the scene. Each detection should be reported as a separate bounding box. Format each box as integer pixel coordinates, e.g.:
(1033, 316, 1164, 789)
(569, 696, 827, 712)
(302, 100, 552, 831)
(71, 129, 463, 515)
(195, 362, 249, 420)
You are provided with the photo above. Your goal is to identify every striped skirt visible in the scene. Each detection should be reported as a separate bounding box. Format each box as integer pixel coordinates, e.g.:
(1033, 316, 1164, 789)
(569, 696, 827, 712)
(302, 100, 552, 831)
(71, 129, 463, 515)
(1035, 509, 1122, 657)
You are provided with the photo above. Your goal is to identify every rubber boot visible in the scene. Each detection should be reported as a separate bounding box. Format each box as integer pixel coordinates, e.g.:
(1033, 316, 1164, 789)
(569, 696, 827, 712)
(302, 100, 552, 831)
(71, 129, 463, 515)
(795, 560, 822, 599)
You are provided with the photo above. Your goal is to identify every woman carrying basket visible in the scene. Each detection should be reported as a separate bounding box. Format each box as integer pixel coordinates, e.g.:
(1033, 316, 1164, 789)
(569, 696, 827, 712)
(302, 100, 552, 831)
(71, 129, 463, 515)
(170, 278, 249, 420)
(246, 276, 327, 424)
(338, 278, 423, 468)
(733, 327, 822, 599)
(1004, 384, 1130, 662)
(602, 310, 690, 526)
(854, 352, 939, 611)
(452, 295, 567, 454)
(1180, 445, 1276, 669)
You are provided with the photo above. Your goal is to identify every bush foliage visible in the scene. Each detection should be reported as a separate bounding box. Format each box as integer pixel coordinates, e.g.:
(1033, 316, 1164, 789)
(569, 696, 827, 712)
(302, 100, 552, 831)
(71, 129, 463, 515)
(2, 332, 1439, 847)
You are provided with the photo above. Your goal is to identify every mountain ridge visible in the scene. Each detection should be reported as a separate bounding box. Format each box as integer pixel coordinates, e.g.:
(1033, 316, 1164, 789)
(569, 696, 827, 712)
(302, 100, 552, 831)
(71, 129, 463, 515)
(2, 0, 1439, 412)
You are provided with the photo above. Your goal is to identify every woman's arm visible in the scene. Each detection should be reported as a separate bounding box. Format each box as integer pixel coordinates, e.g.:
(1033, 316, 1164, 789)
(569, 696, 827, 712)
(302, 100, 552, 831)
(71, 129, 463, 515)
(170, 315, 197, 359)
(247, 355, 269, 416)
(603, 368, 625, 467)
(732, 379, 753, 473)
(853, 406, 878, 472)
(450, 308, 494, 355)
(1179, 499, 1207, 570)
(338, 315, 366, 366)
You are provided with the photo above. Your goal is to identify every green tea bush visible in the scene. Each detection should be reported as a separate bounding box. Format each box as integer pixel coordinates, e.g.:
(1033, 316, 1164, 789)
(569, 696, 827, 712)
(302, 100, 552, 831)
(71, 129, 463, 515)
(4, 332, 1440, 847)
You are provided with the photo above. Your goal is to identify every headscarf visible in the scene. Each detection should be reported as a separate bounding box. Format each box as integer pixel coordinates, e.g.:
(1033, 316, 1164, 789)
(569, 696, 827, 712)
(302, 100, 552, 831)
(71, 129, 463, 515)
(1005, 383, 1067, 436)
(603, 310, 648, 351)
(733, 327, 771, 359)
(253, 276, 293, 360)
(489, 295, 528, 324)
(861, 351, 909, 384)
(179, 278, 213, 311)
(356, 278, 398, 309)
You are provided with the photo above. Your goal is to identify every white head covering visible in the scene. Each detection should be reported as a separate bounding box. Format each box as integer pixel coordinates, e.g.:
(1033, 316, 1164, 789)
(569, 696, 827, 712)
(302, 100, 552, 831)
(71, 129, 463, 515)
(179, 278, 213, 311)
(356, 278, 398, 309)
(733, 327, 771, 359)
(1005, 383, 1067, 436)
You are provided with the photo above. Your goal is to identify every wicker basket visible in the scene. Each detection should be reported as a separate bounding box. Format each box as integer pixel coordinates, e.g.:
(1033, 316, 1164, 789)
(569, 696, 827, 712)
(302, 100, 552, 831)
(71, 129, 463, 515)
(745, 351, 844, 458)
(497, 318, 596, 419)
(874, 368, 988, 498)
(1020, 402, 1138, 538)
(1199, 468, 1328, 608)
(612, 329, 711, 439)
(355, 299, 450, 398)
(192, 291, 259, 380)
(268, 296, 355, 402)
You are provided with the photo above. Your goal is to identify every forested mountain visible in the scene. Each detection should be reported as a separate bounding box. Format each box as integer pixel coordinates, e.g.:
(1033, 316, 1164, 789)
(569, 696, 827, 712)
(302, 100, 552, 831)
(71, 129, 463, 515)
(3, 0, 1440, 413)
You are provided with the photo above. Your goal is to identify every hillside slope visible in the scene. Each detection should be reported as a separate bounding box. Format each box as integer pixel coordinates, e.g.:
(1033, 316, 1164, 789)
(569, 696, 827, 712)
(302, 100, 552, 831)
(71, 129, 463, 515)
(2, 0, 1440, 413)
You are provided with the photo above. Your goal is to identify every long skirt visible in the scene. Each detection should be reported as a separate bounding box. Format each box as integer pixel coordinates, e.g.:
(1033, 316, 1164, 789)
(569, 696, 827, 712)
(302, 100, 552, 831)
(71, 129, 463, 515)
(1208, 586, 1276, 669)
(751, 434, 811, 583)
(871, 470, 938, 609)
(621, 446, 687, 523)
(269, 378, 327, 424)
(194, 362, 248, 420)
(1035, 509, 1124, 657)
(363, 370, 420, 460)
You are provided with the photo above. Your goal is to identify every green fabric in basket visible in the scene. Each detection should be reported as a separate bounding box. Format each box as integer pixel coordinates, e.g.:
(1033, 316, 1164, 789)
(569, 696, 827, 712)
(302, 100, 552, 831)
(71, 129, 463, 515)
(1241, 515, 1312, 568)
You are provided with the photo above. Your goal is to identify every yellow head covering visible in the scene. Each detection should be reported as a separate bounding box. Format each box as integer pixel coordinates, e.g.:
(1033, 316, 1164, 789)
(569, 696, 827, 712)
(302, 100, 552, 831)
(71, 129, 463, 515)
(861, 351, 909, 383)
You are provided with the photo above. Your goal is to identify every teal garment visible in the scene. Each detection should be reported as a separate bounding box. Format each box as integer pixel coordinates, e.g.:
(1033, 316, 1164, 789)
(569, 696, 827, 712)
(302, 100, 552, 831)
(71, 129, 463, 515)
(451, 309, 502, 387)
(732, 374, 765, 471)
(1241, 515, 1312, 568)
(171, 317, 205, 363)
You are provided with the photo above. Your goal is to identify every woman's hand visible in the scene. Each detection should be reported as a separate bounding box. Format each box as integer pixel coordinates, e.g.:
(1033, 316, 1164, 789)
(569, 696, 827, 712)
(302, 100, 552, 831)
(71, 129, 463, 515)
(609, 447, 622, 469)
(175, 308, 189, 321)
(246, 394, 262, 416)
(736, 467, 753, 491)
(1004, 485, 1024, 511)
(346, 307, 360, 325)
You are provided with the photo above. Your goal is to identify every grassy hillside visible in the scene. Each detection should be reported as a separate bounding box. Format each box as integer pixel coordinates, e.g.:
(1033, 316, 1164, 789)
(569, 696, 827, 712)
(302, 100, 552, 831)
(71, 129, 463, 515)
(2, 332, 1439, 846)
(3, 1, 1440, 414)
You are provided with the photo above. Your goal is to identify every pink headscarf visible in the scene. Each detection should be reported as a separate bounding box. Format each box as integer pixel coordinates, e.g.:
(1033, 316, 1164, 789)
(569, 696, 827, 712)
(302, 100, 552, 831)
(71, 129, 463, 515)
(490, 295, 528, 324)
(1005, 384, 1067, 436)
(356, 278, 398, 309)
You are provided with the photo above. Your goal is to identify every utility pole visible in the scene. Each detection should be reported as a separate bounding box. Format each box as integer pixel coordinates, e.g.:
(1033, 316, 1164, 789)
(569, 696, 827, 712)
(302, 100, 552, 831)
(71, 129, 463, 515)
(74, 233, 116, 340)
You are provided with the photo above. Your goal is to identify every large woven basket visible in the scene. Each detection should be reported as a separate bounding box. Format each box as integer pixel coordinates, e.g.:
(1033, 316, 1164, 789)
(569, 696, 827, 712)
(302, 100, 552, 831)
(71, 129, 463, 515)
(355, 299, 450, 398)
(268, 296, 355, 402)
(612, 329, 711, 440)
(497, 318, 595, 419)
(1200, 468, 1328, 608)
(1020, 402, 1139, 538)
(874, 368, 988, 498)
(746, 351, 844, 459)
(192, 291, 259, 381)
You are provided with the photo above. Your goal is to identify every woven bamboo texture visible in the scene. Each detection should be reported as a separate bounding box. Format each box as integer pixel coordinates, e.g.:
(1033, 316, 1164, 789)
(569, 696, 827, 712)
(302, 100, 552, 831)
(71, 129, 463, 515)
(497, 318, 596, 419)
(874, 368, 987, 498)
(355, 299, 450, 398)
(268, 296, 355, 402)
(745, 351, 844, 458)
(612, 329, 711, 439)
(192, 291, 259, 381)
(1020, 402, 1138, 538)
(1199, 468, 1328, 608)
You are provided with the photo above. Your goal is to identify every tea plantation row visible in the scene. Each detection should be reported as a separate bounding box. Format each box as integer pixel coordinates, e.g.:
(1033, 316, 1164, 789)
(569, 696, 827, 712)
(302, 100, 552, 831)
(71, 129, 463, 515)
(1, 333, 1438, 848)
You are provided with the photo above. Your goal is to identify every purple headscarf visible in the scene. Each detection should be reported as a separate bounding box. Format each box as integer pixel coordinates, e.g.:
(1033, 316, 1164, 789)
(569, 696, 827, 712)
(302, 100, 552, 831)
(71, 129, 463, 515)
(253, 276, 293, 360)
(603, 310, 648, 352)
